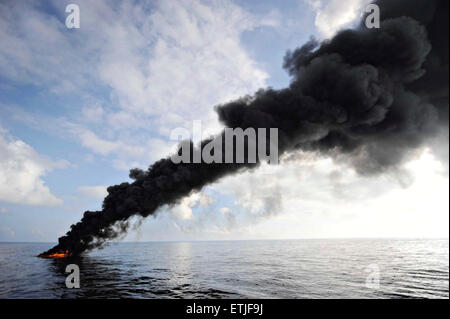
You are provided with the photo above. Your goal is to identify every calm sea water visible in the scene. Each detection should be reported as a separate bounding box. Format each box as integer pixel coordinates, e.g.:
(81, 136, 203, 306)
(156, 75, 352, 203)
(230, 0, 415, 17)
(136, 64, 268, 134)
(0, 239, 448, 299)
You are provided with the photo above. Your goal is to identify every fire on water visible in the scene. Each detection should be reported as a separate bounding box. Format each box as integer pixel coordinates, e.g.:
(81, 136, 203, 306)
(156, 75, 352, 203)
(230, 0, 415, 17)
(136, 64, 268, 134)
(38, 250, 72, 259)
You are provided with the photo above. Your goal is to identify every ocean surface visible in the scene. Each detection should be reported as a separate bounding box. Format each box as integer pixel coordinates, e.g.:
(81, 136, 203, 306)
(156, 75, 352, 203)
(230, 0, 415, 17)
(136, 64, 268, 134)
(0, 239, 448, 299)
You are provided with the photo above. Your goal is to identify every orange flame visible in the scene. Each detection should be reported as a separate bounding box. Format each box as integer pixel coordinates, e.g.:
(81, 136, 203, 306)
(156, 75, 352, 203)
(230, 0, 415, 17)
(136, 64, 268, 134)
(38, 250, 72, 259)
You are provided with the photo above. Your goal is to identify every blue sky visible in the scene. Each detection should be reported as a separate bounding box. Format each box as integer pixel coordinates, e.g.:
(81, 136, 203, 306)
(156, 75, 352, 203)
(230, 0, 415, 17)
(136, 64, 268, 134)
(0, 0, 448, 242)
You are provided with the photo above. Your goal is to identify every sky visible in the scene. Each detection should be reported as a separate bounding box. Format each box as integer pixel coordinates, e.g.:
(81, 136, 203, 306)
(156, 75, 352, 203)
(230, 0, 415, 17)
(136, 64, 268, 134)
(0, 0, 448, 242)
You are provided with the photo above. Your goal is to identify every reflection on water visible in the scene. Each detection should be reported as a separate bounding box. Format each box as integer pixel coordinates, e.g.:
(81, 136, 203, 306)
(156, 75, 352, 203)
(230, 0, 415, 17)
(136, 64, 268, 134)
(0, 239, 448, 298)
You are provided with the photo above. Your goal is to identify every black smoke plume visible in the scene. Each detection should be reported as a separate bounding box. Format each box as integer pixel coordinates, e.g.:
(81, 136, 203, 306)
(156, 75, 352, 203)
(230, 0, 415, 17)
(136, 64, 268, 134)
(41, 0, 448, 256)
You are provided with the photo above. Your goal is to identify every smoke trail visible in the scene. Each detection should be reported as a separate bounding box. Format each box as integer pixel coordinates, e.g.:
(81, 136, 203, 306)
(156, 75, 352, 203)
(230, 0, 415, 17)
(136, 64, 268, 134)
(42, 0, 448, 256)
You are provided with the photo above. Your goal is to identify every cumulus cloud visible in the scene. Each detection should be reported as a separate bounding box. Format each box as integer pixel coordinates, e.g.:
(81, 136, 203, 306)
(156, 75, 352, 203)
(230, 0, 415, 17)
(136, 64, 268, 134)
(0, 132, 66, 206)
(77, 186, 108, 199)
(306, 0, 369, 38)
(170, 192, 213, 221)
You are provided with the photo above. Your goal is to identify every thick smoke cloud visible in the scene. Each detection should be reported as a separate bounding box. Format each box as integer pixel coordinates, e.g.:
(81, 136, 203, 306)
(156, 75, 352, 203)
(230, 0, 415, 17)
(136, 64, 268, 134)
(42, 0, 448, 256)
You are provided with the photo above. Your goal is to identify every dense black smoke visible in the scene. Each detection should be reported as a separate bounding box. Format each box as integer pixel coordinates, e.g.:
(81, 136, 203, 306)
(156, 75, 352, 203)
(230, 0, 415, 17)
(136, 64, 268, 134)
(42, 0, 448, 256)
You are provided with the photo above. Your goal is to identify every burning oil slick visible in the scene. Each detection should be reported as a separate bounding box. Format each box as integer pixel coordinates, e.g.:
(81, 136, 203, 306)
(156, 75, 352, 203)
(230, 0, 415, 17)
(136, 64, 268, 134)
(38, 250, 72, 259)
(39, 0, 448, 258)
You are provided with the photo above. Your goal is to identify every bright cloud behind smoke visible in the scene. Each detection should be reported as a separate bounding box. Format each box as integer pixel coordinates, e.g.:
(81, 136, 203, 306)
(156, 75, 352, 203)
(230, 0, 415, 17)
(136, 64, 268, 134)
(307, 0, 371, 38)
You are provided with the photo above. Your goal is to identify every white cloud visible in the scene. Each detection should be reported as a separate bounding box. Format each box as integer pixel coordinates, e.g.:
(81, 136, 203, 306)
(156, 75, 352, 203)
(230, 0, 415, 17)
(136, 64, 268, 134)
(170, 192, 213, 220)
(87, 0, 269, 136)
(0, 0, 269, 170)
(76, 128, 119, 156)
(0, 1, 93, 93)
(306, 0, 369, 38)
(59, 120, 173, 168)
(220, 207, 232, 214)
(81, 104, 104, 123)
(0, 133, 64, 206)
(171, 202, 195, 221)
(203, 148, 449, 238)
(77, 185, 108, 199)
(144, 147, 447, 239)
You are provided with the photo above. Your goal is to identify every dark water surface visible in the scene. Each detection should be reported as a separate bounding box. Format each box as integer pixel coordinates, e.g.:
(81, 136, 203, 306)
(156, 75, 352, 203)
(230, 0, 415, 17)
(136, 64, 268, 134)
(0, 239, 448, 298)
